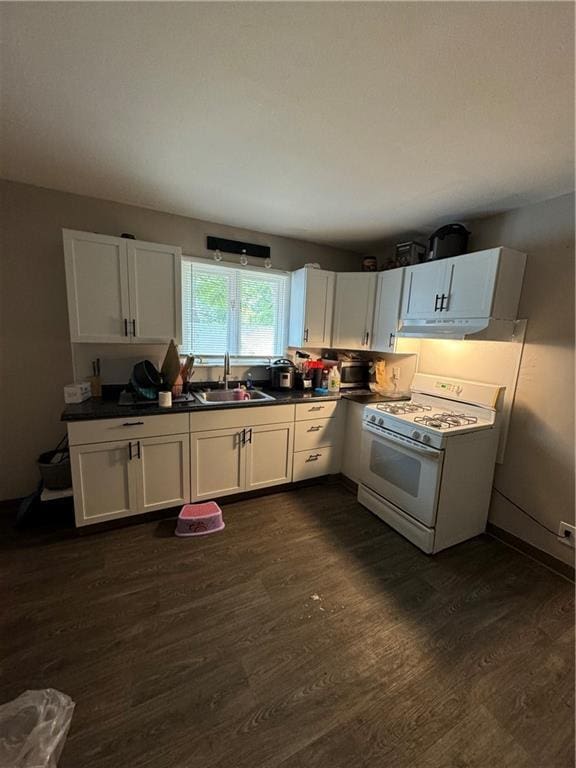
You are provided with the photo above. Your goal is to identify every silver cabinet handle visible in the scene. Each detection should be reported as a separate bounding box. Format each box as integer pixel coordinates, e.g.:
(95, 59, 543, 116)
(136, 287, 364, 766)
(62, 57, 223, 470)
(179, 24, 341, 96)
(123, 421, 144, 426)
(304, 328, 309, 342)
(307, 425, 321, 432)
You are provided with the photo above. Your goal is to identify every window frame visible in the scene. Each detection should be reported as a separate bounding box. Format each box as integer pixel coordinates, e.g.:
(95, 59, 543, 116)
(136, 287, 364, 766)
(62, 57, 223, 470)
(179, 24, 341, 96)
(181, 255, 291, 365)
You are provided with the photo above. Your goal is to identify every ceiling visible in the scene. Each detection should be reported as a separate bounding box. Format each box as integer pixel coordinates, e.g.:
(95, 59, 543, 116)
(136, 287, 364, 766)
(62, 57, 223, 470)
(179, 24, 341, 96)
(1, 2, 574, 249)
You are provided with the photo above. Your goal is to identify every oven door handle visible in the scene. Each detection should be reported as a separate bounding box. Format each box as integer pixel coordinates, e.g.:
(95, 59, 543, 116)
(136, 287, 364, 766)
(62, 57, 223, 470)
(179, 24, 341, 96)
(363, 423, 442, 459)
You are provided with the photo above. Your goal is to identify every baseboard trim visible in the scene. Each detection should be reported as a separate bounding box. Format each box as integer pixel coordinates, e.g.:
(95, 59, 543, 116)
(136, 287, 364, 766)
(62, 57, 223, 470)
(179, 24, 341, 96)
(487, 523, 575, 582)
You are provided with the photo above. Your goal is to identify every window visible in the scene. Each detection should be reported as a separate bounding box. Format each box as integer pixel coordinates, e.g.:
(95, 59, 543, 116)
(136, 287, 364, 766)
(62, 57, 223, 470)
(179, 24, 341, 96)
(181, 259, 290, 360)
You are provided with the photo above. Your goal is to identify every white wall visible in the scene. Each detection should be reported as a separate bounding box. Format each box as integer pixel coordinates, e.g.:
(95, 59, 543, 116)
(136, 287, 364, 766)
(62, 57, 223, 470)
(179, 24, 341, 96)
(0, 180, 360, 501)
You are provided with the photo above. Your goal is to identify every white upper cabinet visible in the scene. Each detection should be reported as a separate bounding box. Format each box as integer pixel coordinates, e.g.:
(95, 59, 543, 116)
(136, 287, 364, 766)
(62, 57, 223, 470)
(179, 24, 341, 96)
(332, 273, 377, 350)
(371, 268, 405, 352)
(401, 248, 527, 322)
(288, 268, 335, 348)
(401, 260, 446, 319)
(127, 240, 181, 343)
(64, 230, 131, 343)
(441, 250, 503, 318)
(63, 229, 182, 344)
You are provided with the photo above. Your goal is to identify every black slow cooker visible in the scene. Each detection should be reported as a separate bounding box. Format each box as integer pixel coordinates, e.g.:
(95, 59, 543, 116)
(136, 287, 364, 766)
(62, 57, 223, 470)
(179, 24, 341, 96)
(267, 358, 296, 390)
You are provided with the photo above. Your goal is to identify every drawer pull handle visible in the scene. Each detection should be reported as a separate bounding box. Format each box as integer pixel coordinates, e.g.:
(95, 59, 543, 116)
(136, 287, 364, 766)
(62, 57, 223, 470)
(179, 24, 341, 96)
(122, 421, 144, 426)
(305, 453, 321, 462)
(309, 406, 323, 412)
(307, 426, 321, 432)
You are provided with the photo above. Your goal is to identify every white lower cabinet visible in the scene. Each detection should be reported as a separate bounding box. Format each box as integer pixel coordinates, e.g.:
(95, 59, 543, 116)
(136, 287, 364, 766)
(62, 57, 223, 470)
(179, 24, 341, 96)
(245, 423, 294, 491)
(70, 440, 139, 525)
(292, 402, 343, 481)
(190, 428, 246, 502)
(293, 447, 335, 481)
(70, 430, 190, 526)
(190, 421, 294, 501)
(69, 401, 343, 526)
(341, 400, 365, 484)
(137, 434, 190, 513)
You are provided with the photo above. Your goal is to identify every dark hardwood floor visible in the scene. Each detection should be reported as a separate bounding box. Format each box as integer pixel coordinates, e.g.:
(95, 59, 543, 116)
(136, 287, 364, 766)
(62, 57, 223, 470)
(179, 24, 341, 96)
(1, 482, 574, 768)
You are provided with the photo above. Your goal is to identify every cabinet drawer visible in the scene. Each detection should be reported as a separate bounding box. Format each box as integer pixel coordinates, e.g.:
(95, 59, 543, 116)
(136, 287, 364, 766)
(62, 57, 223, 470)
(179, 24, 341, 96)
(294, 417, 341, 451)
(190, 404, 295, 433)
(295, 400, 339, 421)
(68, 413, 189, 446)
(293, 447, 335, 481)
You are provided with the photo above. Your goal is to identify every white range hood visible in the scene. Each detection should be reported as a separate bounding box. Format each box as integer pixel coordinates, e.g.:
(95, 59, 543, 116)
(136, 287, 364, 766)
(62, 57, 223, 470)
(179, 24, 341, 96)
(397, 317, 523, 341)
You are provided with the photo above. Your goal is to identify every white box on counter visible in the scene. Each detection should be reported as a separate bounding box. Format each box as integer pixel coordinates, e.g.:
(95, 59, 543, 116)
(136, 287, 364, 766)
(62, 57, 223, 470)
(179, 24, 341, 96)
(64, 382, 92, 403)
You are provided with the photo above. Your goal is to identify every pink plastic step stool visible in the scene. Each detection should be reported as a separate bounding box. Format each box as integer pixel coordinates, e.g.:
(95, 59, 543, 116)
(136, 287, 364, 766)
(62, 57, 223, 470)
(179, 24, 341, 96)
(175, 502, 225, 537)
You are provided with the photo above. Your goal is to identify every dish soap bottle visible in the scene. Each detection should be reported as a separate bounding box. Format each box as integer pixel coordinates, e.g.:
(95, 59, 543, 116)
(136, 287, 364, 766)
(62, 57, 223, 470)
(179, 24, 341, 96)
(328, 366, 341, 394)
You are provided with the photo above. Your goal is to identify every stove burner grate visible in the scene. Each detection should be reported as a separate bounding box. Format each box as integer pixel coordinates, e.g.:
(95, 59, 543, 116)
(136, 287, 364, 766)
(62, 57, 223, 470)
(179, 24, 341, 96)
(376, 402, 432, 415)
(414, 412, 479, 430)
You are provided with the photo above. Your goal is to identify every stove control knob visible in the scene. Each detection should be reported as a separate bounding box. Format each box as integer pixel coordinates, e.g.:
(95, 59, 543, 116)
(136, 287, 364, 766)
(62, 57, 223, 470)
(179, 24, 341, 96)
(412, 430, 421, 441)
(378, 418, 384, 426)
(422, 433, 431, 444)
(370, 415, 377, 423)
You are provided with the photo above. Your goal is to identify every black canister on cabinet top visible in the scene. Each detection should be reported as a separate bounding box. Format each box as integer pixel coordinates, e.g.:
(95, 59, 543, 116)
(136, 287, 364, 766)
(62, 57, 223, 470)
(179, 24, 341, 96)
(428, 224, 470, 261)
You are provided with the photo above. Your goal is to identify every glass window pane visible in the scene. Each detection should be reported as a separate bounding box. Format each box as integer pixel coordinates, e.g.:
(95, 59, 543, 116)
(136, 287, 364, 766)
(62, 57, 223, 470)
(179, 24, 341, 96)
(181, 260, 288, 358)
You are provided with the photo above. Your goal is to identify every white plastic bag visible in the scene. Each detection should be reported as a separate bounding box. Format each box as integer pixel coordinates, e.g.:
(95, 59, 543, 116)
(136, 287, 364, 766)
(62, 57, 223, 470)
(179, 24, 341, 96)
(0, 689, 75, 767)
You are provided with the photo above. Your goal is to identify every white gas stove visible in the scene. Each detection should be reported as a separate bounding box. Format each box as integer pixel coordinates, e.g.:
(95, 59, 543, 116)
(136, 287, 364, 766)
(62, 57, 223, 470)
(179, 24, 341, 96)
(358, 374, 505, 554)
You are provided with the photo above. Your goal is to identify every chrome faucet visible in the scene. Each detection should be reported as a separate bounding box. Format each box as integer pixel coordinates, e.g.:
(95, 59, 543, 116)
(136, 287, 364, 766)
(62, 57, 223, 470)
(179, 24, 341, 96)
(223, 352, 231, 389)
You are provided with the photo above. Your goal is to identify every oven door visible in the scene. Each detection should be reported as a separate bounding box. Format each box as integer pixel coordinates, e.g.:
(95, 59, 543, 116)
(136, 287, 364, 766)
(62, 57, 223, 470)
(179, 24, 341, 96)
(360, 423, 444, 527)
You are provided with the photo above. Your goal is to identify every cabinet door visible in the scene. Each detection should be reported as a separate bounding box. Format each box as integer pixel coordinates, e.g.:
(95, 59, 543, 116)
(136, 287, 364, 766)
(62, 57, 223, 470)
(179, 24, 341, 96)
(341, 401, 365, 483)
(304, 269, 335, 347)
(245, 422, 294, 491)
(70, 440, 139, 526)
(190, 428, 245, 501)
(136, 434, 190, 513)
(371, 268, 404, 351)
(332, 273, 377, 350)
(441, 251, 498, 319)
(401, 261, 445, 319)
(63, 229, 131, 343)
(127, 241, 182, 344)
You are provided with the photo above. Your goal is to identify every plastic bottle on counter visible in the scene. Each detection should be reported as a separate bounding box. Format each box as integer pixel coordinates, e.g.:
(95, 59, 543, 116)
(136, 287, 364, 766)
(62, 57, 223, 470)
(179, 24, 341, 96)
(328, 367, 341, 394)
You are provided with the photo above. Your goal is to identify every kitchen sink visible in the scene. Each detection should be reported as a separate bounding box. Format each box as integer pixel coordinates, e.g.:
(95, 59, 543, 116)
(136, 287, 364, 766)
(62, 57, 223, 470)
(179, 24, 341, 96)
(193, 389, 276, 404)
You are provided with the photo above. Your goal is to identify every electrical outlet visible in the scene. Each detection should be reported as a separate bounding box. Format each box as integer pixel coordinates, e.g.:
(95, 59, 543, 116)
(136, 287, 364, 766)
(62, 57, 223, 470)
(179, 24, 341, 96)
(558, 522, 576, 547)
(392, 367, 401, 381)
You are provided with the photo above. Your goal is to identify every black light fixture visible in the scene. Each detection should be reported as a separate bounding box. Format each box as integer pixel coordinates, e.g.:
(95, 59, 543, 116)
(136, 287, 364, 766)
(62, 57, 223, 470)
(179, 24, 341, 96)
(207, 236, 272, 268)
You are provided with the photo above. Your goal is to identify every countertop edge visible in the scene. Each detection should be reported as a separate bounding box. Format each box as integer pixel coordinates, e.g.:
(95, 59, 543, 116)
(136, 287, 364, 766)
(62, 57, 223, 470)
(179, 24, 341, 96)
(61, 391, 344, 422)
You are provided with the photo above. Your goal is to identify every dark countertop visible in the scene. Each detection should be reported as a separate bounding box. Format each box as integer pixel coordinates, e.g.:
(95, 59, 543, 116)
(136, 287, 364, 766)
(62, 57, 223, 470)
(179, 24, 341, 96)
(62, 388, 340, 422)
(61, 388, 410, 423)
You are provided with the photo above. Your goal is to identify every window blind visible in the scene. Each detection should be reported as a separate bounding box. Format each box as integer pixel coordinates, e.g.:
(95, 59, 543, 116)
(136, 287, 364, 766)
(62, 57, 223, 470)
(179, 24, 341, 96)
(182, 260, 289, 359)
